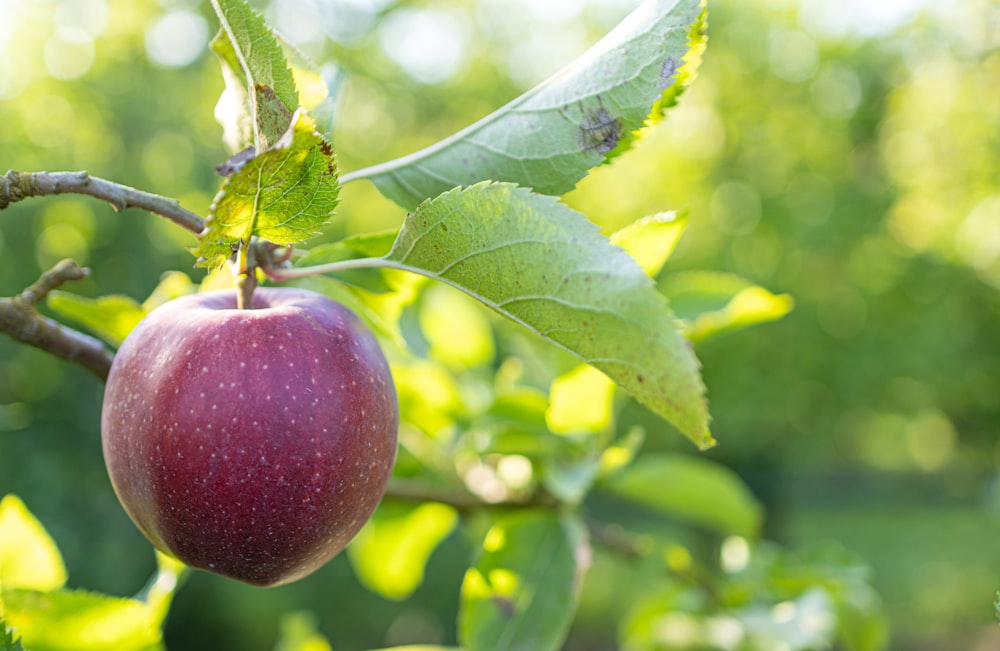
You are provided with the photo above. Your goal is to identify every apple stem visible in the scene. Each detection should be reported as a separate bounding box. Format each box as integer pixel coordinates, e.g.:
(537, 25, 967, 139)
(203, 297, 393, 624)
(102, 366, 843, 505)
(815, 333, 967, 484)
(236, 272, 258, 310)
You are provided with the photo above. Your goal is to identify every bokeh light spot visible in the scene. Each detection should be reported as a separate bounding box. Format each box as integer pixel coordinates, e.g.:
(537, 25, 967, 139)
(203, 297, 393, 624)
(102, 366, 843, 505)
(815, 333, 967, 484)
(378, 8, 469, 84)
(44, 28, 95, 80)
(768, 30, 818, 83)
(145, 10, 209, 68)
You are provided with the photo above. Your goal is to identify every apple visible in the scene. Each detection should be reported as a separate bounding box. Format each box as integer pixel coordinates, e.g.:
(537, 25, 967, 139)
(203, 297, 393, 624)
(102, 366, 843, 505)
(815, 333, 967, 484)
(101, 287, 398, 586)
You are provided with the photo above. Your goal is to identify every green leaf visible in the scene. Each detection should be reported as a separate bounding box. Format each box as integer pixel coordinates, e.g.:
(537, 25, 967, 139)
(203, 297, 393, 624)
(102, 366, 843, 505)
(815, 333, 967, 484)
(601, 453, 763, 538)
(1, 589, 162, 651)
(365, 647, 459, 651)
(609, 212, 687, 278)
(1, 615, 27, 651)
(0, 495, 67, 592)
(210, 0, 297, 151)
(343, 0, 707, 210)
(197, 109, 339, 268)
(383, 182, 712, 449)
(45, 293, 145, 347)
(347, 502, 458, 601)
(659, 271, 794, 343)
(272, 612, 332, 651)
(458, 511, 590, 651)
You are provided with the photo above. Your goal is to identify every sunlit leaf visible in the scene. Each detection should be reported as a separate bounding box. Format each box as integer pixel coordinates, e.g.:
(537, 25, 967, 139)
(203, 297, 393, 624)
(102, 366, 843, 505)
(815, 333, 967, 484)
(210, 0, 298, 151)
(343, 0, 707, 209)
(365, 647, 459, 651)
(45, 293, 145, 348)
(347, 502, 458, 601)
(660, 271, 794, 343)
(1, 589, 162, 651)
(384, 183, 713, 449)
(272, 612, 332, 651)
(141, 272, 198, 312)
(609, 212, 687, 278)
(458, 511, 590, 651)
(134, 552, 189, 628)
(546, 364, 616, 435)
(196, 109, 339, 268)
(0, 495, 66, 592)
(419, 284, 496, 370)
(601, 453, 763, 538)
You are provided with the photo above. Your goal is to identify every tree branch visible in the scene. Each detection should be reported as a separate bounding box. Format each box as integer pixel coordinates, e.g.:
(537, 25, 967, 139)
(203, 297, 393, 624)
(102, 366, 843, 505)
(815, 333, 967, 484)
(1, 170, 206, 234)
(0, 259, 114, 381)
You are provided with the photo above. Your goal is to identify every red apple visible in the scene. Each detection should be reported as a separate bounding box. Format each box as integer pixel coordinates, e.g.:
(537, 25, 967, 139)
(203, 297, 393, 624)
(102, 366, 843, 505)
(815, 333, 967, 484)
(101, 287, 398, 586)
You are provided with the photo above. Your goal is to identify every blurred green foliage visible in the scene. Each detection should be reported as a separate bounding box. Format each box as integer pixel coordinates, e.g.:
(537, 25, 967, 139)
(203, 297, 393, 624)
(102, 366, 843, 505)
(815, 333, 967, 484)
(1, 0, 999, 650)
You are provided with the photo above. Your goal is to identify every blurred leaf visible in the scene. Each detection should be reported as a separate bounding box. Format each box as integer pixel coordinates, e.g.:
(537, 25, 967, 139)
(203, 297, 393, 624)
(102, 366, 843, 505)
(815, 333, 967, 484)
(1, 589, 162, 651)
(45, 293, 145, 348)
(739, 588, 836, 651)
(609, 212, 687, 278)
(541, 456, 601, 505)
(601, 453, 763, 538)
(458, 511, 590, 651)
(210, 0, 297, 151)
(365, 647, 459, 651)
(197, 109, 339, 268)
(546, 364, 616, 435)
(272, 612, 332, 651)
(419, 285, 496, 370)
(660, 271, 794, 343)
(279, 36, 341, 137)
(0, 495, 66, 592)
(140, 272, 198, 311)
(297, 232, 397, 293)
(598, 425, 645, 477)
(385, 183, 713, 449)
(347, 502, 458, 601)
(134, 552, 189, 628)
(344, 0, 706, 209)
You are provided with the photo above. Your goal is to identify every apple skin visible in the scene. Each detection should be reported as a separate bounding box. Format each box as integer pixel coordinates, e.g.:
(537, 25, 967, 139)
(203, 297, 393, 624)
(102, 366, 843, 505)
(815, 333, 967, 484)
(101, 287, 398, 587)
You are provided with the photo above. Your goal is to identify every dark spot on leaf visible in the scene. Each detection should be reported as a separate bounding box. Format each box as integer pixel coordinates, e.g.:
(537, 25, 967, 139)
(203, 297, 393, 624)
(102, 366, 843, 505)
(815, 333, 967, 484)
(636, 374, 645, 384)
(578, 98, 623, 156)
(660, 58, 680, 90)
(215, 147, 256, 176)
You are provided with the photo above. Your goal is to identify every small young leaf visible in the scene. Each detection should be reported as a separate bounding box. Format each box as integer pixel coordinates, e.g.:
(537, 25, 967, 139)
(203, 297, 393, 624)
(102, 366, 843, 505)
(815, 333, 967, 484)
(210, 0, 298, 151)
(45, 293, 146, 347)
(600, 453, 763, 538)
(458, 511, 590, 651)
(384, 183, 712, 449)
(347, 502, 458, 601)
(0, 589, 162, 651)
(343, 0, 706, 209)
(0, 619, 26, 651)
(0, 495, 67, 592)
(659, 271, 794, 343)
(609, 212, 687, 278)
(196, 109, 339, 268)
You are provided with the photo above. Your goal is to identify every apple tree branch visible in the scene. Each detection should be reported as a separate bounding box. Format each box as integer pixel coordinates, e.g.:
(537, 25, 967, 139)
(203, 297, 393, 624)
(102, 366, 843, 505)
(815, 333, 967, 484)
(0, 259, 114, 381)
(1, 169, 206, 234)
